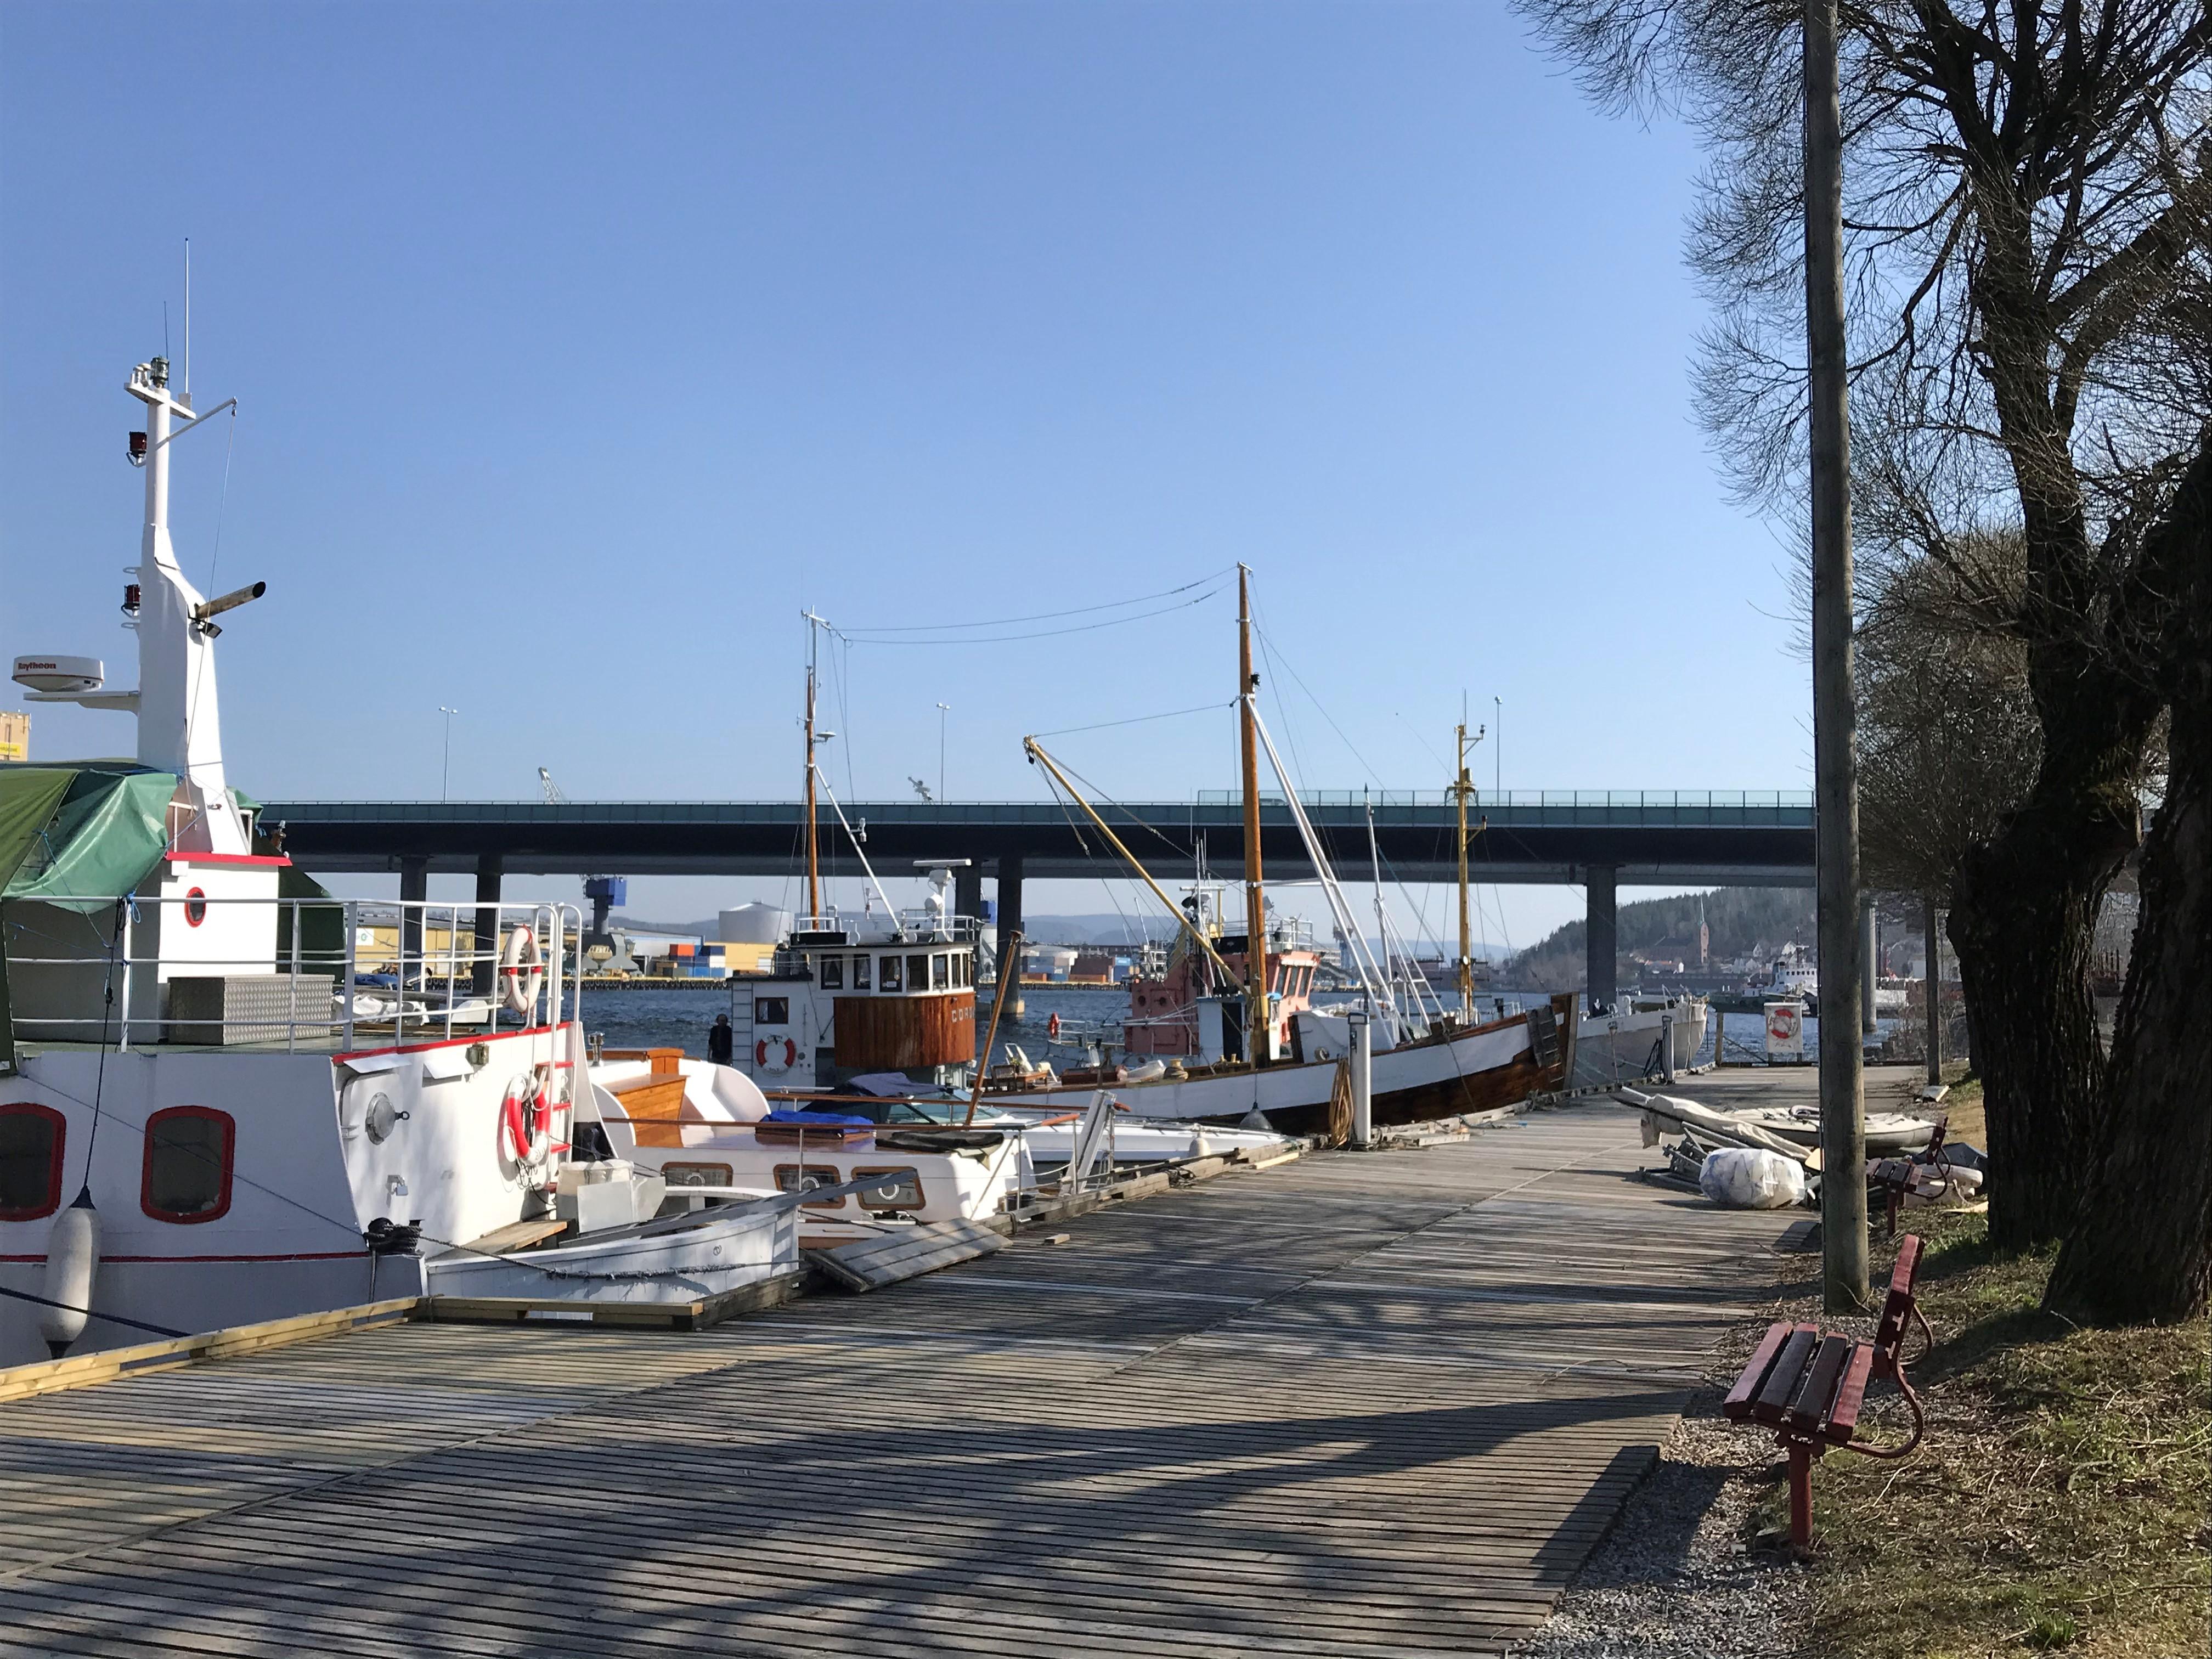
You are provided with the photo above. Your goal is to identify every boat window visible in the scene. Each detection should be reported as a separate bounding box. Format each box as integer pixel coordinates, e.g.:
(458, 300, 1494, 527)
(773, 1164, 846, 1207)
(851, 954, 871, 990)
(853, 1166, 924, 1210)
(0, 1104, 65, 1221)
(932, 954, 949, 990)
(754, 997, 790, 1026)
(662, 1161, 734, 1190)
(142, 1105, 234, 1224)
(878, 956, 902, 992)
(818, 956, 844, 990)
(907, 954, 929, 992)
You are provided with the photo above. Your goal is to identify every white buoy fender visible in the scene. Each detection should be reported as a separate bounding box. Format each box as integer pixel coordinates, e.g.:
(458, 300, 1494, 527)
(38, 1190, 100, 1359)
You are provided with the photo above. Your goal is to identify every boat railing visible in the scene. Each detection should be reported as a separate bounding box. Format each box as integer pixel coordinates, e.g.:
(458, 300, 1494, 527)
(2, 894, 582, 1054)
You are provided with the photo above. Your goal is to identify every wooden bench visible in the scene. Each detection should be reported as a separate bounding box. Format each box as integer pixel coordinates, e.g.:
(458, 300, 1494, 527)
(1723, 1234, 1933, 1546)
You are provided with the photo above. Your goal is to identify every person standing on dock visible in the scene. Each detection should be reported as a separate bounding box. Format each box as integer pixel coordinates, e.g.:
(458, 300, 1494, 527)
(708, 1013, 734, 1065)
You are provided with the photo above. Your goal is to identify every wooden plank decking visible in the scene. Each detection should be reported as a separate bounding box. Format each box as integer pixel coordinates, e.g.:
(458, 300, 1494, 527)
(0, 1102, 1790, 1658)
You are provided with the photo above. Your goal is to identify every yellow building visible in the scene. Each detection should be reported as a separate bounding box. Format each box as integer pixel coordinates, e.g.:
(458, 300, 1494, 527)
(0, 712, 28, 762)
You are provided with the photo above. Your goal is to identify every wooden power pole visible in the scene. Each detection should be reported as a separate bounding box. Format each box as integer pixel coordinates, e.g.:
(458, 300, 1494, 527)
(1805, 0, 1869, 1311)
(1237, 566, 1268, 1064)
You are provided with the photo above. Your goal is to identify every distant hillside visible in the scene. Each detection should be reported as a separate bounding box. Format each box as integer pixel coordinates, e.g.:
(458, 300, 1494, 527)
(1506, 888, 1815, 991)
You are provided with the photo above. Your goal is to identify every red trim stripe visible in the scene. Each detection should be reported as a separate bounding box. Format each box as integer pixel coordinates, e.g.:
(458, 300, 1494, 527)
(335, 1025, 562, 1063)
(166, 853, 293, 867)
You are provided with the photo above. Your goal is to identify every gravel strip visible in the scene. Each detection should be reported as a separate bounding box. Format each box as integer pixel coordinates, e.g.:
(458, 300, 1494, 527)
(1512, 1321, 1816, 1657)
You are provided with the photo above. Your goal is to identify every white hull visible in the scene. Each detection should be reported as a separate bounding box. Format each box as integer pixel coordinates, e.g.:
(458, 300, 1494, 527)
(424, 1205, 797, 1304)
(999, 1015, 1538, 1123)
(1572, 1001, 1708, 1088)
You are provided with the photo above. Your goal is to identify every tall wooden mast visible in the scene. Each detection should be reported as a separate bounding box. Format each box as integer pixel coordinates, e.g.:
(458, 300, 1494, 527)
(803, 612, 822, 919)
(1237, 567, 1268, 1062)
(1452, 719, 1475, 1022)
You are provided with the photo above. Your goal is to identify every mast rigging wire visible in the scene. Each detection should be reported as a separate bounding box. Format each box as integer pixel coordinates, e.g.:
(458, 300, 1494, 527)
(839, 569, 1232, 634)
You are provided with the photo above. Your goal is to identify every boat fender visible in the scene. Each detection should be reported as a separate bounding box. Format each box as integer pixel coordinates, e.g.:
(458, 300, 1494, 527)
(38, 1188, 100, 1359)
(498, 926, 545, 1015)
(500, 1071, 555, 1167)
(755, 1036, 797, 1073)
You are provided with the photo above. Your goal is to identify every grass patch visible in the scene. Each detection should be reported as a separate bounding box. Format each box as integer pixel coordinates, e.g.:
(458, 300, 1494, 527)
(1763, 1213, 2209, 1657)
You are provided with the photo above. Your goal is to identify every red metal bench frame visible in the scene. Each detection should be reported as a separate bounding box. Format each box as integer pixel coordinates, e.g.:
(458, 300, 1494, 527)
(1723, 1234, 1933, 1546)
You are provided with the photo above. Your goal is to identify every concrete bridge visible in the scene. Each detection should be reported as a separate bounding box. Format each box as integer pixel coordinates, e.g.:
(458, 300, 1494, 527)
(262, 791, 1814, 1006)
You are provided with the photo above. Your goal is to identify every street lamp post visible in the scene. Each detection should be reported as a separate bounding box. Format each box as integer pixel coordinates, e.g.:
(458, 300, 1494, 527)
(439, 706, 460, 803)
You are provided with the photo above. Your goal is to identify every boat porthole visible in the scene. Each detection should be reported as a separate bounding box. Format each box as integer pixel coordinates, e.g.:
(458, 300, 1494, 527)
(184, 887, 207, 927)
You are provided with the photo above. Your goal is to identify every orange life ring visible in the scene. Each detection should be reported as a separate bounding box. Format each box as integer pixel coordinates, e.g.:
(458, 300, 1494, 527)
(1047, 1013, 1062, 1041)
(501, 1069, 554, 1166)
(755, 1036, 798, 1073)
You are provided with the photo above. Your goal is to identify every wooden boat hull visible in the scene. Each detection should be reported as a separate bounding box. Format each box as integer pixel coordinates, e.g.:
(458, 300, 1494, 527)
(994, 1011, 1560, 1132)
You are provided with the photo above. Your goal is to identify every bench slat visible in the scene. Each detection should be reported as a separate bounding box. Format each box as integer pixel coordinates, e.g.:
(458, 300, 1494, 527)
(1752, 1326, 1821, 1425)
(1785, 1333, 1856, 1437)
(1822, 1342, 1878, 1442)
(1723, 1322, 1796, 1422)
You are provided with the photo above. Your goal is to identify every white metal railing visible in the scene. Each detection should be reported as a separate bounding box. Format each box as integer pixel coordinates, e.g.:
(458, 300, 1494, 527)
(3, 895, 582, 1053)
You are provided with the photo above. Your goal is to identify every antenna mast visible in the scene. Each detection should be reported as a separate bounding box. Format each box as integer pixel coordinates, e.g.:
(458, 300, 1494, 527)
(1237, 566, 1267, 1064)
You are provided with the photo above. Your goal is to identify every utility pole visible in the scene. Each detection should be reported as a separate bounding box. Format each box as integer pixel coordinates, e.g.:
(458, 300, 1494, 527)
(438, 707, 459, 802)
(1493, 696, 1501, 797)
(936, 702, 950, 802)
(1806, 0, 1869, 1311)
(1237, 566, 1268, 1065)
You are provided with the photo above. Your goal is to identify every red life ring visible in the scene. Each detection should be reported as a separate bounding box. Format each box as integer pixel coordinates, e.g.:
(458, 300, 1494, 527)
(500, 1070, 554, 1166)
(754, 1036, 798, 1073)
(1047, 1013, 1062, 1040)
(499, 926, 545, 1015)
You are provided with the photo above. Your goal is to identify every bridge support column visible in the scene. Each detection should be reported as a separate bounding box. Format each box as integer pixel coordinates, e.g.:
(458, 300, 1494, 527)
(1861, 896, 1878, 1034)
(954, 865, 983, 928)
(399, 857, 427, 986)
(996, 853, 1024, 1019)
(1585, 865, 1617, 1013)
(471, 853, 504, 1001)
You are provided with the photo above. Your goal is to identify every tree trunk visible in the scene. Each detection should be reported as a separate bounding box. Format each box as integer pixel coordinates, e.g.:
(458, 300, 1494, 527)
(1949, 818, 2127, 1248)
(2046, 449, 2212, 1323)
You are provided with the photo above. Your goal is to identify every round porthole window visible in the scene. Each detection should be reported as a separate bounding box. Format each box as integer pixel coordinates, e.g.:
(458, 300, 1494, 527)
(184, 887, 207, 927)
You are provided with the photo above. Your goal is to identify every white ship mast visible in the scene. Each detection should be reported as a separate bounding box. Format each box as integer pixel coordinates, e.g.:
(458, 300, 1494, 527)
(16, 353, 257, 855)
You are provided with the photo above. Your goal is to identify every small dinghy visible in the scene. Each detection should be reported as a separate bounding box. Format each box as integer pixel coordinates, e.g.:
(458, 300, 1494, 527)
(1733, 1107, 1940, 1155)
(424, 1198, 798, 1306)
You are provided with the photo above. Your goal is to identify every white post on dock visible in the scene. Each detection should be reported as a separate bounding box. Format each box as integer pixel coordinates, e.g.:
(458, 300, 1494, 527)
(1348, 1008, 1372, 1148)
(1660, 1012, 1675, 1085)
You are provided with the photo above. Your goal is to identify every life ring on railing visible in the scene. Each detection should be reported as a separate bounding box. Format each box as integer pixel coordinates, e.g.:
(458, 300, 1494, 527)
(755, 1036, 797, 1073)
(1047, 1013, 1062, 1041)
(501, 1069, 555, 1167)
(499, 925, 545, 1015)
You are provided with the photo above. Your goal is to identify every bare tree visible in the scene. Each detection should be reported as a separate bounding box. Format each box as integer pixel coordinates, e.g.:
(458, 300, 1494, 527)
(1521, 0, 2211, 1256)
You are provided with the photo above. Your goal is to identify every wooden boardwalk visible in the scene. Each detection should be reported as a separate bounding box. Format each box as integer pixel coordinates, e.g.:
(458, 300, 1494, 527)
(0, 1102, 1791, 1658)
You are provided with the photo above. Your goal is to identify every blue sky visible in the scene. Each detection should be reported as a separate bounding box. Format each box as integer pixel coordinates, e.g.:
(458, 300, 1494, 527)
(1, 1, 1802, 946)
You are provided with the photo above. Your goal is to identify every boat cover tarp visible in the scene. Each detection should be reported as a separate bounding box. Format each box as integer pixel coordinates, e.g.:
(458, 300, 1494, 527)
(0, 768, 80, 1074)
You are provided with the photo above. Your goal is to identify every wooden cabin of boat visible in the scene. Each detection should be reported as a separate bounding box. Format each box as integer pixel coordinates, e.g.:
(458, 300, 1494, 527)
(727, 862, 980, 1091)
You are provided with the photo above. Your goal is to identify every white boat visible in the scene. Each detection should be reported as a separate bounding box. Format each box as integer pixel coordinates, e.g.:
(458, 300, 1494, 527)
(422, 1198, 798, 1305)
(1572, 991, 1711, 1088)
(0, 350, 1034, 1365)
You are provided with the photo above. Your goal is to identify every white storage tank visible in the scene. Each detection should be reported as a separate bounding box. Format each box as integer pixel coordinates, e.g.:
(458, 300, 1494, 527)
(718, 904, 792, 944)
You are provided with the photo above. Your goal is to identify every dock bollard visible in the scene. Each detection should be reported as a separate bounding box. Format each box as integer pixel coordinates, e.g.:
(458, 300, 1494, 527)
(1348, 1009, 1373, 1148)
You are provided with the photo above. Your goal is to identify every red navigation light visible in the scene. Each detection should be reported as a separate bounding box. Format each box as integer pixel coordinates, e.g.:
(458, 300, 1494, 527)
(128, 431, 148, 466)
(122, 584, 141, 614)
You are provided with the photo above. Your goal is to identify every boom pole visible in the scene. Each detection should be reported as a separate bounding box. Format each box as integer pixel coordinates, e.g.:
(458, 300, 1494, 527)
(1453, 720, 1475, 1022)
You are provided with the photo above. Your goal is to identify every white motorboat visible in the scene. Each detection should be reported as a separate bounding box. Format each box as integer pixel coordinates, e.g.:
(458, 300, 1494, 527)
(1571, 991, 1711, 1088)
